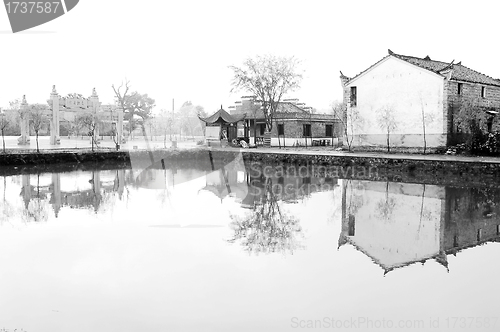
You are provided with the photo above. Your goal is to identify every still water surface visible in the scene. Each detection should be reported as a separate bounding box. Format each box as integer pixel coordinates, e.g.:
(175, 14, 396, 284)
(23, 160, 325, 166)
(1, 157, 499, 331)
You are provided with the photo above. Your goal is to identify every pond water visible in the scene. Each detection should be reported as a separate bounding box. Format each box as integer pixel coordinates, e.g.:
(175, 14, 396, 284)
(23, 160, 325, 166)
(1, 154, 500, 332)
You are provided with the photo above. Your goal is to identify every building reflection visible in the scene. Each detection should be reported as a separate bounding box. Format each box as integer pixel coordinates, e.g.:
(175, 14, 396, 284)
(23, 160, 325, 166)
(11, 162, 500, 266)
(200, 162, 339, 207)
(19, 170, 126, 217)
(338, 180, 500, 274)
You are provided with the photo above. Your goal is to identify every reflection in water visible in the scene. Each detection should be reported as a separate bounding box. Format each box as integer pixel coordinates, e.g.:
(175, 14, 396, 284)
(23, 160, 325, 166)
(2, 161, 500, 331)
(1, 162, 500, 268)
(228, 177, 304, 255)
(20, 173, 50, 222)
(375, 182, 397, 223)
(18, 170, 126, 218)
(339, 179, 500, 274)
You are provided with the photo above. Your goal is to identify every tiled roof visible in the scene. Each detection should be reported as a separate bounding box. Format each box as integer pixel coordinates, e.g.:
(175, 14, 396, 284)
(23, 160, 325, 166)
(274, 112, 337, 121)
(394, 53, 500, 87)
(344, 50, 500, 87)
(230, 100, 311, 119)
(199, 107, 246, 124)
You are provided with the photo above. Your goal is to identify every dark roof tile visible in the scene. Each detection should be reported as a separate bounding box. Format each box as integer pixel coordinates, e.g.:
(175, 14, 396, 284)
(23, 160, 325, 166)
(344, 51, 500, 87)
(199, 107, 245, 124)
(395, 53, 500, 86)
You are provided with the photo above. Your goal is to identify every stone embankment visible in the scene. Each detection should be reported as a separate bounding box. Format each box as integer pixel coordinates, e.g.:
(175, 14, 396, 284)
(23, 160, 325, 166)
(1, 148, 499, 187)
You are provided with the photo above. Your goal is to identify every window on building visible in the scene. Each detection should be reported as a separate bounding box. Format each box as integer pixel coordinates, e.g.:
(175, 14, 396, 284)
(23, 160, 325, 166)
(350, 86, 357, 107)
(457, 83, 463, 95)
(487, 117, 493, 133)
(303, 124, 311, 137)
(325, 124, 333, 137)
(277, 123, 284, 136)
(259, 124, 266, 135)
(348, 215, 355, 236)
(481, 86, 486, 98)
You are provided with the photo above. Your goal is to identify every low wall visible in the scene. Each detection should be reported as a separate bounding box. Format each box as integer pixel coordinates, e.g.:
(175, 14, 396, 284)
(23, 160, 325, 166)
(270, 137, 338, 147)
(350, 133, 447, 148)
(242, 151, 500, 188)
(1, 148, 500, 188)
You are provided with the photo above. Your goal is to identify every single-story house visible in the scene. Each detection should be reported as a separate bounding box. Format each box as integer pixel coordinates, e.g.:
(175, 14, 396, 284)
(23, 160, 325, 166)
(227, 96, 342, 147)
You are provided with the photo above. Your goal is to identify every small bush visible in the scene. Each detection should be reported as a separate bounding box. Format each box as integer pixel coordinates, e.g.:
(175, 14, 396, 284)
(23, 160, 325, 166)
(445, 143, 467, 155)
(480, 132, 500, 155)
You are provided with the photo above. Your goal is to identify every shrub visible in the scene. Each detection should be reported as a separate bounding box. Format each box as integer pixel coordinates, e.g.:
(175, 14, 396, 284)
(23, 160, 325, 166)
(480, 132, 500, 155)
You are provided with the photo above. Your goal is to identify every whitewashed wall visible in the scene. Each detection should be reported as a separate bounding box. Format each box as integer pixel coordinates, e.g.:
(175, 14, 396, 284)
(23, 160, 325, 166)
(342, 180, 445, 270)
(345, 56, 446, 148)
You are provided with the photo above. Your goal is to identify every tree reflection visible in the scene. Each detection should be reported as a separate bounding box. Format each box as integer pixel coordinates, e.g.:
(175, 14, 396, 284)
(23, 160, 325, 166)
(24, 197, 49, 222)
(228, 177, 304, 255)
(344, 179, 365, 216)
(417, 184, 434, 236)
(21, 173, 49, 222)
(1, 175, 16, 225)
(375, 182, 396, 222)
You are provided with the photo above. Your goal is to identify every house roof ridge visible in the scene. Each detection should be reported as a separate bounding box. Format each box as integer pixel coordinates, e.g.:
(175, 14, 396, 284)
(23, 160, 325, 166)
(344, 50, 500, 87)
(393, 52, 449, 65)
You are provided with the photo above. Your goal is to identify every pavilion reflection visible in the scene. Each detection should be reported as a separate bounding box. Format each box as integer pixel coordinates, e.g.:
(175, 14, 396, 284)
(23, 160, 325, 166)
(338, 180, 500, 274)
(202, 162, 341, 254)
(200, 162, 339, 207)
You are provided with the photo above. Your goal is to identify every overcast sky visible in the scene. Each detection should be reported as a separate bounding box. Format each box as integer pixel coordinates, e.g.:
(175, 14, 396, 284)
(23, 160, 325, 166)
(1, 0, 498, 114)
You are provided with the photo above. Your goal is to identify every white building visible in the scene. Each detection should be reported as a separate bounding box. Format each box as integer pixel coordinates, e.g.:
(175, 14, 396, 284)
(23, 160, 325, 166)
(340, 49, 500, 149)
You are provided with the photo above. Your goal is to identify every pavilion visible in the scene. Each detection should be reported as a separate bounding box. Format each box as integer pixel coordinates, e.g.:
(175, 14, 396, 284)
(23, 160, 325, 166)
(198, 106, 246, 146)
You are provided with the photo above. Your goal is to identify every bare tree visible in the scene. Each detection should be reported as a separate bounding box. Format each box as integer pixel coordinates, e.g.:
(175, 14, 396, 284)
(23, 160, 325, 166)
(0, 110, 10, 153)
(331, 101, 364, 151)
(376, 105, 398, 152)
(8, 98, 22, 136)
(30, 104, 48, 153)
(177, 101, 206, 140)
(71, 118, 85, 139)
(112, 79, 131, 139)
(418, 96, 436, 154)
(76, 111, 101, 152)
(110, 126, 120, 151)
(155, 108, 174, 148)
(229, 55, 302, 133)
(112, 80, 155, 141)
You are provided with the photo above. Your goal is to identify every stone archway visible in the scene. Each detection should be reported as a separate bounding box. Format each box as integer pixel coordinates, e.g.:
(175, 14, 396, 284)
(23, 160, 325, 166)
(18, 86, 125, 147)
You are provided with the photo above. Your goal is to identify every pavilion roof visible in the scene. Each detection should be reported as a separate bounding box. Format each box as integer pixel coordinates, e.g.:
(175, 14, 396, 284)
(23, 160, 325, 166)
(199, 107, 246, 124)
